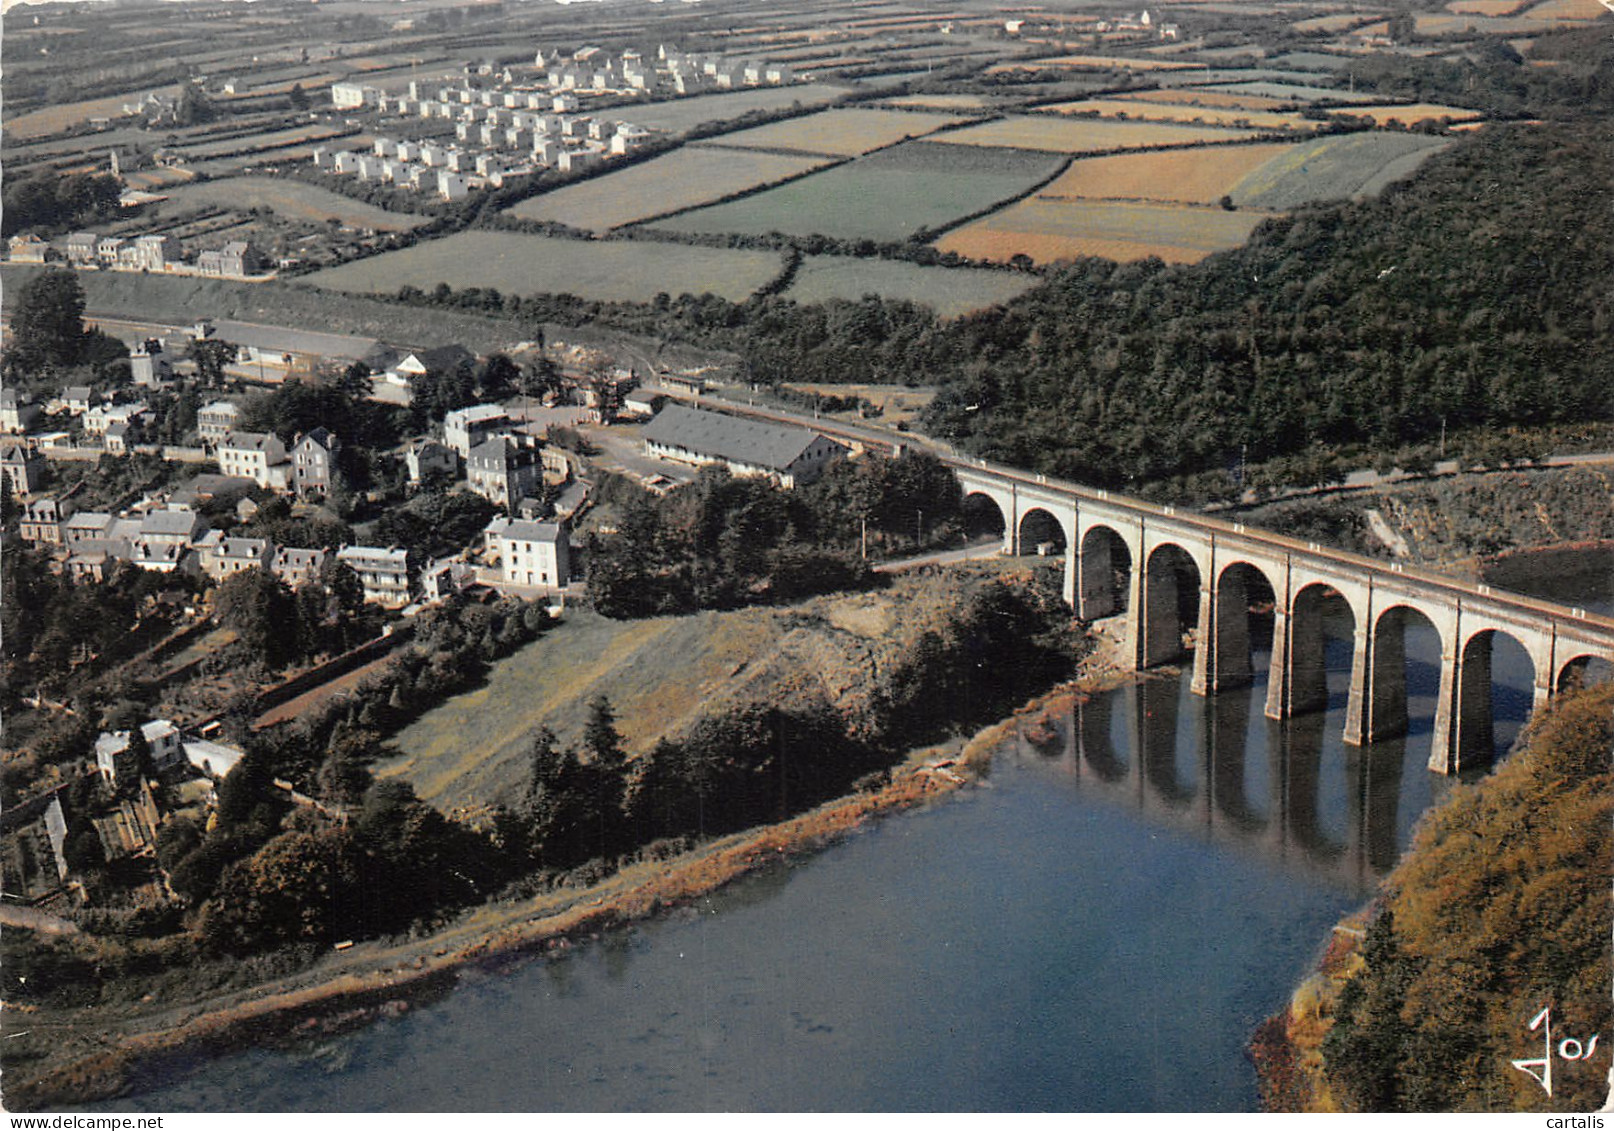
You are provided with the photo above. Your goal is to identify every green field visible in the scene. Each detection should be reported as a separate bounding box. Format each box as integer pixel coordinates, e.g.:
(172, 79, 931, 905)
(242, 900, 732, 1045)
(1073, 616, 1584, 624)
(932, 115, 1270, 154)
(625, 84, 853, 134)
(699, 106, 969, 156)
(505, 148, 833, 233)
(144, 176, 430, 231)
(1227, 131, 1454, 209)
(380, 608, 789, 809)
(650, 141, 1065, 243)
(783, 255, 1037, 318)
(302, 231, 787, 303)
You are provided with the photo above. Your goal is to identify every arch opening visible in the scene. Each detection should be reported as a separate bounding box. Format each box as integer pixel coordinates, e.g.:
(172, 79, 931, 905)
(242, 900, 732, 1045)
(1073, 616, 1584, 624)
(961, 492, 1006, 544)
(1077, 525, 1132, 621)
(1556, 654, 1614, 695)
(1017, 507, 1067, 556)
(1142, 543, 1201, 668)
(1212, 561, 1276, 692)
(1364, 604, 1442, 744)
(1454, 629, 1535, 769)
(1287, 583, 1355, 716)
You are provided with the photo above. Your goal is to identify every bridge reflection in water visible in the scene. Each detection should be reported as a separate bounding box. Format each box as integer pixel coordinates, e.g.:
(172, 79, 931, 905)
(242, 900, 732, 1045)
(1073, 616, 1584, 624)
(1002, 620, 1515, 894)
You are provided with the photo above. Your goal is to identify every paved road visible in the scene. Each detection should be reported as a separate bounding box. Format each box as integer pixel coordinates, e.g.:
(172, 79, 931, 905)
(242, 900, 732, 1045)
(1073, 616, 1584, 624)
(872, 539, 1007, 573)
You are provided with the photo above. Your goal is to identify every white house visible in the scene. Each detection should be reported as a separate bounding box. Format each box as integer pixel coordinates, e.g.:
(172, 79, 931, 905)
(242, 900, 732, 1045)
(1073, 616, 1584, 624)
(484, 517, 570, 590)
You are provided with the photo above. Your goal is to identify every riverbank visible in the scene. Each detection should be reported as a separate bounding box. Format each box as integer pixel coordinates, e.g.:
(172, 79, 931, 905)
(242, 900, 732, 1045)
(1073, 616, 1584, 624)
(8, 651, 1136, 1113)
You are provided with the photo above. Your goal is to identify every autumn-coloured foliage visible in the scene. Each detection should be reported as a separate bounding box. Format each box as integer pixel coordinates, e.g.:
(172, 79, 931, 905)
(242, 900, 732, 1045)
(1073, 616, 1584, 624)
(1323, 681, 1613, 1111)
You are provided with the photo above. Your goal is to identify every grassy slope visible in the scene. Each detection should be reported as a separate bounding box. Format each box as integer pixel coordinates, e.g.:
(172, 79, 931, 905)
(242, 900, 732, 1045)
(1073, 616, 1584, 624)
(380, 566, 1043, 812)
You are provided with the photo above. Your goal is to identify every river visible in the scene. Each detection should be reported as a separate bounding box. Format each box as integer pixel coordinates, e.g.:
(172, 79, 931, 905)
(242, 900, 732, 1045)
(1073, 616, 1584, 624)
(92, 550, 1613, 1112)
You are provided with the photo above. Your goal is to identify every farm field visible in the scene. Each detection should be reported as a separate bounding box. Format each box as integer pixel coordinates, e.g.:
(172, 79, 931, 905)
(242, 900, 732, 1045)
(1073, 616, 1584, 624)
(302, 231, 787, 303)
(936, 197, 1269, 265)
(693, 106, 969, 156)
(143, 177, 431, 231)
(1198, 81, 1368, 103)
(1118, 89, 1298, 112)
(1448, 0, 1527, 13)
(1226, 131, 1454, 208)
(1328, 102, 1484, 126)
(1523, 0, 1609, 19)
(782, 255, 1037, 318)
(881, 93, 991, 111)
(172, 123, 354, 159)
(1267, 51, 1355, 72)
(1045, 98, 1319, 131)
(506, 148, 834, 233)
(625, 84, 853, 134)
(988, 54, 1208, 72)
(1291, 13, 1376, 31)
(4, 88, 180, 141)
(932, 115, 1268, 154)
(1040, 143, 1300, 204)
(649, 141, 1065, 243)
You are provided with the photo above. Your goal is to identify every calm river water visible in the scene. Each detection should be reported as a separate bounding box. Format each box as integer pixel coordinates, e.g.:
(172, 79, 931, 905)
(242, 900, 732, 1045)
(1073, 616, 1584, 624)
(95, 552, 1613, 1112)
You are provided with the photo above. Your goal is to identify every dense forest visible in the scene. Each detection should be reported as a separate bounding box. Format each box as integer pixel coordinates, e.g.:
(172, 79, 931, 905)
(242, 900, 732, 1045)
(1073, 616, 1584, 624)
(1318, 681, 1613, 1112)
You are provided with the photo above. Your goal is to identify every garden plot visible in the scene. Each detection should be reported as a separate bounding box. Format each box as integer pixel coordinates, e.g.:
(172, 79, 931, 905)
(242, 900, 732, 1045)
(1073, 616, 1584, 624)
(932, 115, 1269, 154)
(693, 106, 969, 156)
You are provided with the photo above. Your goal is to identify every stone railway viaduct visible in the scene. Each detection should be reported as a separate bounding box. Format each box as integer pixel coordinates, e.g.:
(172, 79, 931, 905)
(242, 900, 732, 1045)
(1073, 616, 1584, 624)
(946, 458, 1614, 774)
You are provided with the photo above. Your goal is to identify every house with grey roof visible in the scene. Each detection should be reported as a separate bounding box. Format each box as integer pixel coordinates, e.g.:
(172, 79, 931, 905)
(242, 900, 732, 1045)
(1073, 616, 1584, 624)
(272, 546, 328, 588)
(1, 389, 41, 434)
(20, 496, 72, 546)
(2, 441, 45, 498)
(640, 404, 846, 488)
(484, 517, 569, 591)
(196, 401, 240, 447)
(196, 530, 273, 580)
(467, 436, 540, 507)
(337, 545, 414, 607)
(292, 427, 343, 498)
(443, 403, 511, 458)
(217, 431, 292, 491)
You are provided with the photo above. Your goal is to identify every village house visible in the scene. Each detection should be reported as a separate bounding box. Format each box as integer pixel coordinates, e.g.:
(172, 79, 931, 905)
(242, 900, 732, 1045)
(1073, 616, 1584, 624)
(405, 438, 457, 485)
(466, 436, 541, 507)
(104, 419, 142, 455)
(337, 545, 414, 607)
(292, 427, 343, 498)
(640, 404, 847, 488)
(63, 511, 117, 548)
(196, 401, 240, 447)
(2, 441, 46, 498)
(217, 431, 292, 491)
(271, 545, 327, 588)
(83, 401, 149, 440)
(1, 389, 42, 433)
(129, 233, 182, 272)
(95, 720, 186, 787)
(443, 403, 511, 458)
(195, 530, 273, 580)
(420, 557, 478, 603)
(19, 496, 72, 546)
(58, 385, 100, 416)
(65, 232, 100, 266)
(484, 516, 569, 590)
(8, 234, 52, 264)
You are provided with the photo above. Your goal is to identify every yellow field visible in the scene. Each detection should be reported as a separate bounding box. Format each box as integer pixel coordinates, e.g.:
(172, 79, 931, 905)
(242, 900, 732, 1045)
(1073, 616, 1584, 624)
(1328, 102, 1484, 126)
(882, 94, 991, 111)
(1291, 13, 1373, 31)
(704, 107, 969, 156)
(1447, 0, 1525, 13)
(934, 116, 1268, 154)
(936, 198, 1268, 265)
(1523, 0, 1609, 18)
(988, 54, 1208, 72)
(1039, 143, 1299, 204)
(1047, 98, 1318, 131)
(1119, 89, 1297, 112)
